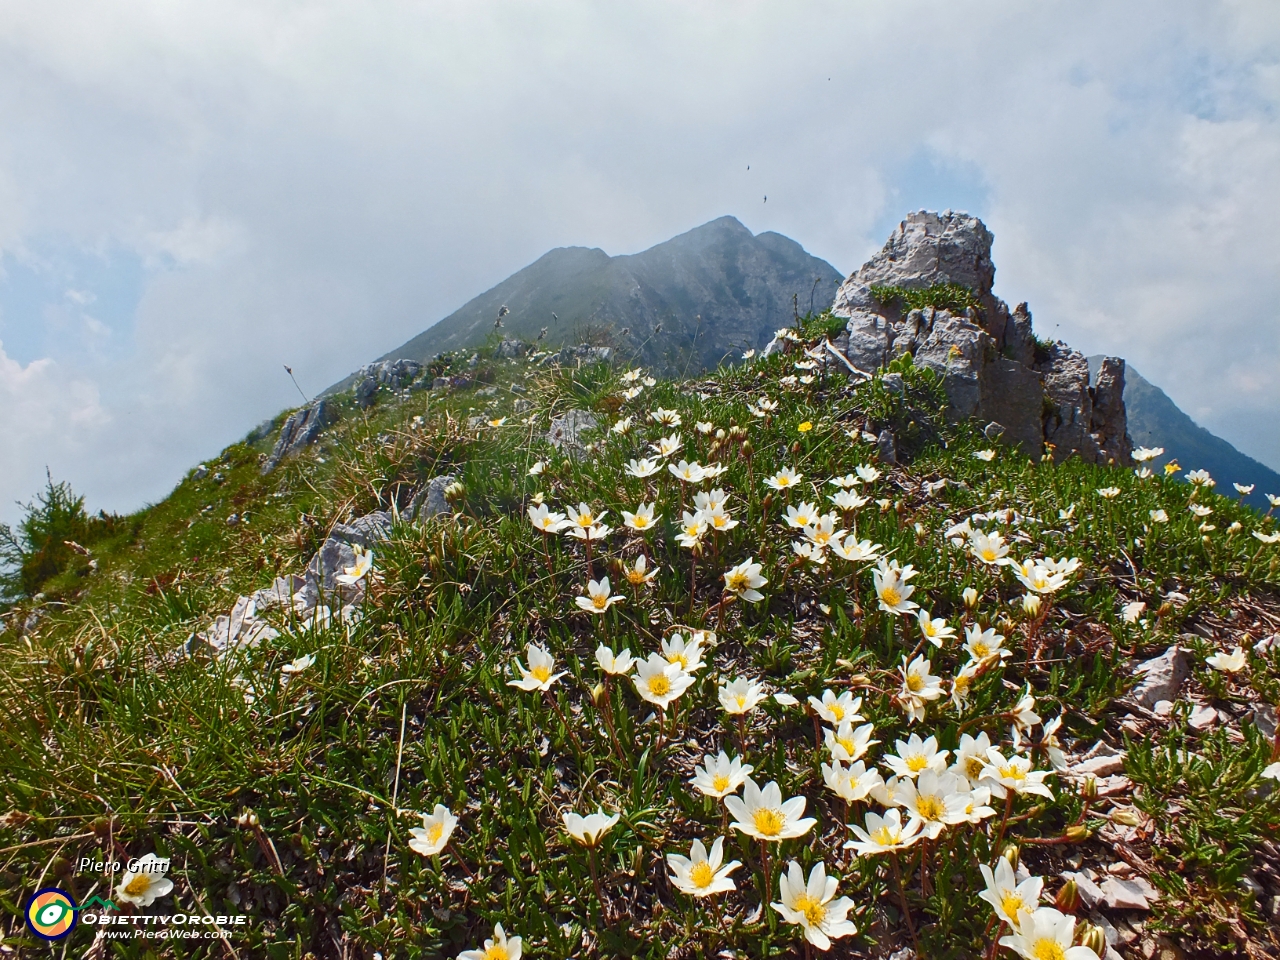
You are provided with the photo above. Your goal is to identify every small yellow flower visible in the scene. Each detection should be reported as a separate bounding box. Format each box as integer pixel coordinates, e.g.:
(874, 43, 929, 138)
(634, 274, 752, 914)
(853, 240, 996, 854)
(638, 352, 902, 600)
(797, 421, 813, 433)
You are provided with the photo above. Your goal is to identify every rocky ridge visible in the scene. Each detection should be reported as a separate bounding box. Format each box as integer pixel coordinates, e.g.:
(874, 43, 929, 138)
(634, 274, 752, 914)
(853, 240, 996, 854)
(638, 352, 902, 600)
(829, 211, 1132, 465)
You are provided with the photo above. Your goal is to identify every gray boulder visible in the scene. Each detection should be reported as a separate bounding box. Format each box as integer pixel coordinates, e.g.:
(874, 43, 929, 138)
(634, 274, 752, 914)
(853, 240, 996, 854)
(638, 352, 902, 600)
(304, 510, 394, 601)
(355, 358, 423, 387)
(547, 409, 600, 456)
(542, 343, 612, 367)
(1130, 645, 1192, 709)
(262, 399, 337, 474)
(408, 475, 457, 521)
(830, 211, 1131, 464)
(354, 376, 379, 408)
(494, 338, 532, 359)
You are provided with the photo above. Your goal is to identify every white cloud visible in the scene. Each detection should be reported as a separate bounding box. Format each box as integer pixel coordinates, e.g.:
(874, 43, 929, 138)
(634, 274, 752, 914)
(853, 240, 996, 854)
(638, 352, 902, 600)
(0, 0, 1276, 524)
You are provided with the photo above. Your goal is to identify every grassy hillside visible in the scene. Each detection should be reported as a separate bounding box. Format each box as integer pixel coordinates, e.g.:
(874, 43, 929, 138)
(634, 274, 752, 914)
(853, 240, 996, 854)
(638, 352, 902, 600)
(1, 319, 1279, 959)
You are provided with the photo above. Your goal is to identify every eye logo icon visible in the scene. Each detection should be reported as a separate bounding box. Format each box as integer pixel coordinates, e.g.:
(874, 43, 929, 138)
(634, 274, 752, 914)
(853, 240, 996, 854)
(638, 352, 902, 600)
(25, 888, 78, 940)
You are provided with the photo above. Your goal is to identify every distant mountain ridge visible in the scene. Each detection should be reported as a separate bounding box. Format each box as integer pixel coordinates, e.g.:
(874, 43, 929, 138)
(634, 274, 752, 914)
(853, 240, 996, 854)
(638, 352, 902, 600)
(1088, 357, 1280, 508)
(367, 216, 843, 377)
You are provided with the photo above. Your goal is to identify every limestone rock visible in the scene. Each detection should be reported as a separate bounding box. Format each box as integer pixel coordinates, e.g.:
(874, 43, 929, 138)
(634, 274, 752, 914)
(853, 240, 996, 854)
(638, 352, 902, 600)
(547, 409, 599, 456)
(1131, 646, 1192, 709)
(494, 338, 531, 359)
(1099, 876, 1158, 911)
(262, 399, 337, 474)
(354, 376, 379, 408)
(409, 475, 457, 521)
(304, 510, 394, 600)
(542, 343, 612, 366)
(830, 210, 1131, 464)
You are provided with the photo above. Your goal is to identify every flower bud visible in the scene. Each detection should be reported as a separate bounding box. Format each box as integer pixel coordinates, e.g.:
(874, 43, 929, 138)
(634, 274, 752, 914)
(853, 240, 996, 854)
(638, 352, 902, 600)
(590, 682, 605, 705)
(1078, 923, 1107, 956)
(762, 493, 773, 512)
(237, 809, 260, 829)
(715, 428, 726, 440)
(741, 440, 753, 457)
(1080, 776, 1098, 801)
(791, 441, 802, 455)
(1021, 593, 1043, 617)
(1064, 824, 1092, 842)
(1000, 844, 1020, 869)
(443, 481, 466, 504)
(1056, 879, 1081, 914)
(963, 587, 979, 608)
(1110, 807, 1142, 827)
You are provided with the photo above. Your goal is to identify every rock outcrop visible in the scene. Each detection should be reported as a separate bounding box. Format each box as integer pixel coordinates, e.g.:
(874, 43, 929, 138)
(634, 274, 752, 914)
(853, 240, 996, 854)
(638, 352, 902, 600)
(262, 399, 337, 474)
(831, 211, 1131, 464)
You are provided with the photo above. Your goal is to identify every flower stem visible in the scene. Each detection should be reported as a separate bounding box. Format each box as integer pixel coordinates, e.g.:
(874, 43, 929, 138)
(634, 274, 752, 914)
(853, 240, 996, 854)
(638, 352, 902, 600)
(992, 790, 1015, 854)
(891, 851, 920, 955)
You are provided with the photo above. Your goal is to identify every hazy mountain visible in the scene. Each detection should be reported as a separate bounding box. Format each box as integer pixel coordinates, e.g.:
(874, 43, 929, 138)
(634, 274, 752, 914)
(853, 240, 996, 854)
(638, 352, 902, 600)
(1089, 356, 1280, 508)
(372, 216, 843, 375)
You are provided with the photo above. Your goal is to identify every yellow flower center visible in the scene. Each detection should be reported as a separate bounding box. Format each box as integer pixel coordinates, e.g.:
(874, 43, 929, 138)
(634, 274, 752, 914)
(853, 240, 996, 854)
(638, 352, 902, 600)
(999, 764, 1022, 781)
(735, 695, 748, 710)
(684, 524, 700, 536)
(591, 594, 608, 610)
(906, 673, 924, 692)
(124, 874, 152, 896)
(814, 531, 831, 545)
(965, 757, 984, 780)
(531, 665, 551, 683)
(973, 642, 990, 658)
(727, 572, 749, 591)
(627, 570, 645, 585)
(427, 822, 444, 844)
(713, 516, 729, 529)
(915, 795, 945, 820)
(752, 808, 784, 837)
(881, 586, 901, 606)
(828, 703, 845, 721)
(483, 946, 508, 960)
(668, 653, 688, 669)
(906, 754, 929, 772)
(837, 736, 855, 754)
(777, 477, 792, 487)
(871, 825, 899, 846)
(981, 549, 998, 561)
(1031, 938, 1065, 960)
(955, 675, 971, 694)
(793, 893, 826, 926)
(689, 861, 714, 889)
(712, 773, 731, 793)
(648, 674, 671, 697)
(1001, 892, 1024, 919)
(633, 516, 650, 528)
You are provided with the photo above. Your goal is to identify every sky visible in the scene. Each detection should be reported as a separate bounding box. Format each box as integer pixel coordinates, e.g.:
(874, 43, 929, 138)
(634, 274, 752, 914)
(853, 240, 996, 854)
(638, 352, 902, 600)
(1, 1, 1278, 526)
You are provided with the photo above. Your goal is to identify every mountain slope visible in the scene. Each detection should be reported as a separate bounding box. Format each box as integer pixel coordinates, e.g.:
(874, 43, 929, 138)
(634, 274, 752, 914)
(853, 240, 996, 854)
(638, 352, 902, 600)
(1089, 356, 1280, 507)
(373, 215, 843, 374)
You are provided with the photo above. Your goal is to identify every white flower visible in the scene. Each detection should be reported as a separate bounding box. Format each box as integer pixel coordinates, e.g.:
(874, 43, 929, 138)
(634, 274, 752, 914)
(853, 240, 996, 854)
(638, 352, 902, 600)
(774, 692, 799, 706)
(623, 553, 659, 587)
(1205, 646, 1247, 673)
(1121, 601, 1146, 624)
(873, 560, 919, 615)
(964, 624, 1010, 664)
(829, 489, 870, 511)
(828, 474, 860, 489)
(784, 501, 820, 528)
(950, 661, 979, 710)
(691, 750, 754, 798)
(625, 457, 662, 478)
(724, 557, 767, 602)
(650, 432, 684, 458)
(507, 643, 567, 692)
(1012, 560, 1069, 595)
(408, 804, 458, 857)
(611, 416, 634, 435)
(566, 502, 608, 533)
(695, 420, 714, 434)
(1189, 503, 1212, 517)
(595, 643, 635, 676)
(1096, 486, 1121, 499)
(1185, 469, 1215, 487)
(622, 502, 660, 532)
(772, 860, 857, 951)
(703, 506, 738, 533)
(978, 858, 1043, 930)
(621, 367, 644, 383)
(883, 733, 949, 779)
(898, 655, 943, 722)
(669, 459, 707, 483)
(869, 774, 904, 808)
(793, 540, 827, 565)
(830, 535, 881, 564)
(724, 778, 816, 842)
(563, 808, 620, 847)
(980, 749, 1055, 800)
(741, 348, 756, 359)
(575, 577, 624, 614)
(281, 653, 316, 675)
(807, 689, 863, 726)
(336, 545, 375, 585)
(633, 653, 695, 709)
(974, 449, 996, 461)
(845, 808, 921, 855)
(719, 676, 768, 715)
(528, 503, 569, 534)
(675, 511, 708, 548)
(667, 837, 741, 898)
(458, 924, 522, 960)
(821, 759, 882, 803)
(969, 530, 1010, 565)
(651, 407, 682, 427)
(661, 632, 706, 672)
(1262, 761, 1280, 782)
(1253, 530, 1280, 544)
(803, 516, 844, 549)
(765, 467, 802, 491)
(952, 732, 994, 785)
(1132, 446, 1164, 462)
(855, 465, 881, 483)
(1149, 509, 1169, 523)
(1011, 686, 1042, 733)
(823, 720, 879, 763)
(917, 612, 956, 647)
(1234, 483, 1255, 495)
(999, 906, 1100, 960)
(1268, 494, 1280, 507)
(898, 770, 967, 838)
(115, 853, 174, 907)
(693, 488, 730, 512)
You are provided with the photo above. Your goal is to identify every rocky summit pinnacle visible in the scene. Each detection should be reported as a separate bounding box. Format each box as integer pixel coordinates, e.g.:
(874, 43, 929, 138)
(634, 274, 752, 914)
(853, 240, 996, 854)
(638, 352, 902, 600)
(829, 210, 1131, 465)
